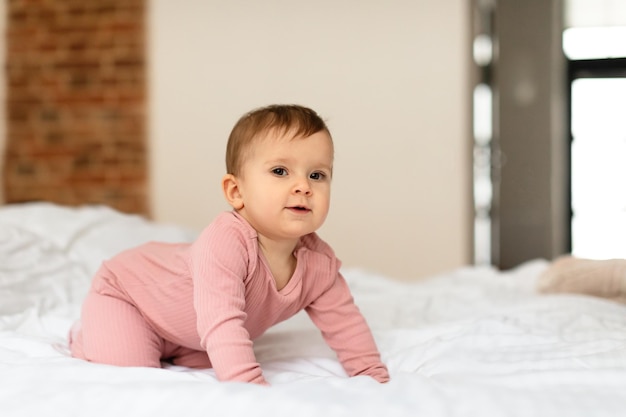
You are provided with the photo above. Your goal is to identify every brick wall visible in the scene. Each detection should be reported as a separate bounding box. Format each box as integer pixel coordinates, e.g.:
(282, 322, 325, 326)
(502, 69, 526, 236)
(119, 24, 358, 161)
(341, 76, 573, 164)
(3, 0, 148, 215)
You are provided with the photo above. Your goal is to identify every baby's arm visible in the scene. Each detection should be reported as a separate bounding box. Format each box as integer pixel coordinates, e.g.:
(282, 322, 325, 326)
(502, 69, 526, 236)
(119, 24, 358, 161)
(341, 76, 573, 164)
(193, 273, 267, 385)
(306, 272, 389, 383)
(189, 223, 268, 385)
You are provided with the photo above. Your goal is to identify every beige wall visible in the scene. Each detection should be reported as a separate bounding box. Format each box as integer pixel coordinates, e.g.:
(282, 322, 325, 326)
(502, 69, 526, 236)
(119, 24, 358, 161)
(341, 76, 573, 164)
(148, 0, 472, 280)
(0, 0, 5, 204)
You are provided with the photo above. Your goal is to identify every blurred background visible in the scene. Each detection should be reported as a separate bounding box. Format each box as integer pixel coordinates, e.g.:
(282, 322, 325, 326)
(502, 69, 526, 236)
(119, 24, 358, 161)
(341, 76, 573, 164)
(0, 0, 624, 281)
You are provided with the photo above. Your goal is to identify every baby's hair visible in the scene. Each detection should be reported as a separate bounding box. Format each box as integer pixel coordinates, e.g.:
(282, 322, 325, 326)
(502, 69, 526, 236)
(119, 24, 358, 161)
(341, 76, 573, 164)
(225, 104, 331, 176)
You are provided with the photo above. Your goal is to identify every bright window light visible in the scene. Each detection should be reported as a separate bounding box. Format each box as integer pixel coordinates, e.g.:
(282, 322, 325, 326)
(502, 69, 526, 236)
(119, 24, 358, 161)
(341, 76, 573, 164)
(570, 78, 626, 259)
(473, 83, 492, 146)
(563, 26, 626, 59)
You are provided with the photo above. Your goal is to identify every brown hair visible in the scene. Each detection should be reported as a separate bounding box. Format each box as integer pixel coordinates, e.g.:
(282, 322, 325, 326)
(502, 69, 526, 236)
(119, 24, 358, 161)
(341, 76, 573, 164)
(225, 104, 331, 175)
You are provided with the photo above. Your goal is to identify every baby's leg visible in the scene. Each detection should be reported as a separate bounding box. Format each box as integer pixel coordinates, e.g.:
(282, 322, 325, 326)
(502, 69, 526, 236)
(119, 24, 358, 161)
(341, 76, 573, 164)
(70, 289, 164, 367)
(537, 256, 626, 301)
(163, 342, 212, 369)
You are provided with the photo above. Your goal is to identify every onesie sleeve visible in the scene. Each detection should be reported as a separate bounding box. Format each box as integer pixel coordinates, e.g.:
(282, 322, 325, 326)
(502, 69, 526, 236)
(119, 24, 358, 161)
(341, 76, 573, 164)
(305, 270, 390, 383)
(188, 216, 268, 385)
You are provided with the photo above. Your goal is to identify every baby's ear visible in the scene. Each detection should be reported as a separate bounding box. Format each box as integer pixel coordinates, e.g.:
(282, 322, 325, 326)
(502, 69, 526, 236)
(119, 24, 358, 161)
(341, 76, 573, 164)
(222, 174, 244, 210)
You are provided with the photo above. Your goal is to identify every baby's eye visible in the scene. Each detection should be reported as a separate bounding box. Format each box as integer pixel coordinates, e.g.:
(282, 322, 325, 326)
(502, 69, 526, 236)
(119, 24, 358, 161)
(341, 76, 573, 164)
(310, 171, 326, 181)
(272, 167, 287, 176)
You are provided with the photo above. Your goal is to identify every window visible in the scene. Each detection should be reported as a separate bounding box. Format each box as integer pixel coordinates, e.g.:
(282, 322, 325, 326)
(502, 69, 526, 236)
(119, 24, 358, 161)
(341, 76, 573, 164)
(569, 65, 626, 259)
(565, 0, 626, 259)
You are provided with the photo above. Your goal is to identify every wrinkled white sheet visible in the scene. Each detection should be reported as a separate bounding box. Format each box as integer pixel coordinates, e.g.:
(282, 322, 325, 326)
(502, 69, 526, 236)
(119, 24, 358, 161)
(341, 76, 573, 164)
(2, 202, 626, 417)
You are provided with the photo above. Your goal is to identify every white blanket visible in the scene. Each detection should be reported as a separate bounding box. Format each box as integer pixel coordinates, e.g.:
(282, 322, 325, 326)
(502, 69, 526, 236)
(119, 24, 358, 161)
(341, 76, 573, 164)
(2, 202, 626, 417)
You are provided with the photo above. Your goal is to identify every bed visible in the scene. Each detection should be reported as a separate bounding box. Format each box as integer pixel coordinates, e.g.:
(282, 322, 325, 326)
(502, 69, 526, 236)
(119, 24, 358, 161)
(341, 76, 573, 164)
(2, 202, 626, 417)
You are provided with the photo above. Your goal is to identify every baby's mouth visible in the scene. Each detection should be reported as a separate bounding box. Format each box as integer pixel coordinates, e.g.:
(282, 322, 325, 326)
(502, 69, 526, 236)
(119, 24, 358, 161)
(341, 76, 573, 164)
(288, 206, 311, 212)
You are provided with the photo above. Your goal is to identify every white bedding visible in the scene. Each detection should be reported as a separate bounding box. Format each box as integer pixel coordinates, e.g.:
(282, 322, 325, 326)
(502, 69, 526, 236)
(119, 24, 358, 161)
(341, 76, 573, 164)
(2, 203, 626, 417)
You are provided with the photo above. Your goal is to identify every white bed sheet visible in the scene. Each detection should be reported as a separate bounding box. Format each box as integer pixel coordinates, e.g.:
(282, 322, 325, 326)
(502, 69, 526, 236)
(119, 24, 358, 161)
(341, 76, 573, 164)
(2, 203, 626, 417)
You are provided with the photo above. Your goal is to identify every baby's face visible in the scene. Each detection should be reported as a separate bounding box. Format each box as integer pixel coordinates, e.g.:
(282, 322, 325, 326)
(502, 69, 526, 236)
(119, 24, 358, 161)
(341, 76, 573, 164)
(236, 130, 333, 244)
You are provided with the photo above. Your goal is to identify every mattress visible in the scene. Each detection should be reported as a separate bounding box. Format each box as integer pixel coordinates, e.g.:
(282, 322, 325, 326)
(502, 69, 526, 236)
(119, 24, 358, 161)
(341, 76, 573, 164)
(2, 202, 626, 417)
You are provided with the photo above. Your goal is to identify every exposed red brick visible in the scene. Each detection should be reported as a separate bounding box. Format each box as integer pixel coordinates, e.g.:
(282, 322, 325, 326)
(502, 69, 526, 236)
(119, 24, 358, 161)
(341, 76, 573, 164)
(3, 0, 148, 216)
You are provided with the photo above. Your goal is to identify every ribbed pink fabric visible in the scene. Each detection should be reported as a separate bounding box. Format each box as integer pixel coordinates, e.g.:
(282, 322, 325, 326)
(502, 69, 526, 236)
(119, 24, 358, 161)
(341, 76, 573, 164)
(70, 211, 389, 385)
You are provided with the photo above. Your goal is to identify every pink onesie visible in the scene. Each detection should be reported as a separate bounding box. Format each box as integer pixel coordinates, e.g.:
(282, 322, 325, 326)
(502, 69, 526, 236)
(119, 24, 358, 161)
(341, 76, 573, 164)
(69, 211, 389, 385)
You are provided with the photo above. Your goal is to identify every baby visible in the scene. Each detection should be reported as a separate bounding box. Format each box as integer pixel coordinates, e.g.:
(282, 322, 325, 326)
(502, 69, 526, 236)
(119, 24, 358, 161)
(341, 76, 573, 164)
(69, 104, 390, 385)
